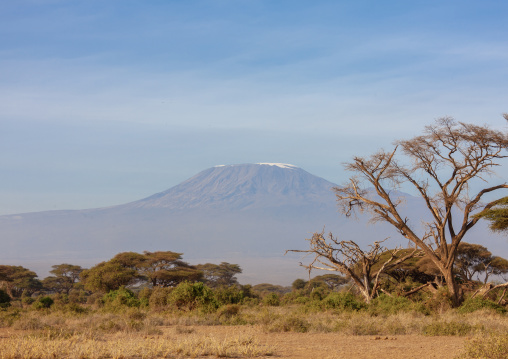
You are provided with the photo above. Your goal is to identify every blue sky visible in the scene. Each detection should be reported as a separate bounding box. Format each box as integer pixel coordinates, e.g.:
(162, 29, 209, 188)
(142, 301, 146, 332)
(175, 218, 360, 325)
(1, 0, 507, 215)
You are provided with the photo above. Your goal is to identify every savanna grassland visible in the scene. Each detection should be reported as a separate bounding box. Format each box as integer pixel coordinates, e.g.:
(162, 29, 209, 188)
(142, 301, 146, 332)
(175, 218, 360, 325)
(2, 282, 508, 359)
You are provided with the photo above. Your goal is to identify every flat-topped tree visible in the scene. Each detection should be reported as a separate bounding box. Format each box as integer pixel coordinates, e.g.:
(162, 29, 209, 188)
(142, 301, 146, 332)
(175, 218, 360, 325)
(140, 251, 203, 287)
(0, 265, 41, 298)
(42, 264, 83, 294)
(80, 251, 203, 292)
(196, 262, 242, 288)
(335, 117, 508, 305)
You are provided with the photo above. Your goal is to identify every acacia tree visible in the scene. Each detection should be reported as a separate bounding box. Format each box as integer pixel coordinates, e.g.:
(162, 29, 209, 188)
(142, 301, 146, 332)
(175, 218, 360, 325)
(139, 251, 203, 287)
(196, 262, 242, 288)
(335, 118, 508, 305)
(80, 251, 203, 292)
(290, 232, 419, 303)
(42, 264, 83, 294)
(0, 265, 41, 298)
(80, 261, 138, 293)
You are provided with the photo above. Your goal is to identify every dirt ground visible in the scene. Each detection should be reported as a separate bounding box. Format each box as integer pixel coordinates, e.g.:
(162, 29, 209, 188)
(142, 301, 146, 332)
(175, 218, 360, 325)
(0, 325, 467, 358)
(177, 326, 467, 359)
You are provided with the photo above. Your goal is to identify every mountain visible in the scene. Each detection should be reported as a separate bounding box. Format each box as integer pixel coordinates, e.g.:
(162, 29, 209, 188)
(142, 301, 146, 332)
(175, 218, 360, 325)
(125, 163, 336, 211)
(0, 163, 501, 285)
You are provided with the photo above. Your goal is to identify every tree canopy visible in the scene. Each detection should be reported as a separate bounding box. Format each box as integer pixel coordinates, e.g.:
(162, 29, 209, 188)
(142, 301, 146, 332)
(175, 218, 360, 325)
(42, 263, 83, 294)
(474, 197, 508, 234)
(0, 265, 41, 298)
(196, 262, 242, 288)
(80, 251, 203, 292)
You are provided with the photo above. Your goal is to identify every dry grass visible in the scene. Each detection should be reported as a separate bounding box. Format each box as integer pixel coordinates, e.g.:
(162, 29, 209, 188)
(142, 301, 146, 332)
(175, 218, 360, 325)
(5, 305, 508, 336)
(460, 333, 508, 359)
(2, 303, 508, 358)
(252, 306, 508, 336)
(0, 331, 274, 359)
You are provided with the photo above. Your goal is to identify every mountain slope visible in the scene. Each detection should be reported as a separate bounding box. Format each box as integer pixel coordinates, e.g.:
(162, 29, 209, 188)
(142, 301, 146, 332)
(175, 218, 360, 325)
(124, 163, 338, 211)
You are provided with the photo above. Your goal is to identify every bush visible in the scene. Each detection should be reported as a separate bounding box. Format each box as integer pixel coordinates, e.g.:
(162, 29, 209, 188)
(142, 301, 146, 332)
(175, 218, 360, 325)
(321, 292, 366, 311)
(368, 294, 428, 315)
(167, 281, 218, 312)
(148, 287, 172, 310)
(86, 292, 104, 307)
(241, 297, 260, 306)
(267, 315, 310, 333)
(423, 321, 477, 336)
(22, 296, 35, 306)
(214, 286, 244, 305)
(281, 291, 309, 305)
(138, 287, 152, 307)
(463, 333, 508, 359)
(423, 287, 454, 313)
(309, 287, 327, 301)
(68, 290, 88, 304)
(262, 293, 280, 306)
(0, 289, 11, 309)
(216, 304, 241, 321)
(103, 287, 140, 309)
(32, 296, 54, 310)
(457, 297, 506, 314)
(63, 302, 88, 314)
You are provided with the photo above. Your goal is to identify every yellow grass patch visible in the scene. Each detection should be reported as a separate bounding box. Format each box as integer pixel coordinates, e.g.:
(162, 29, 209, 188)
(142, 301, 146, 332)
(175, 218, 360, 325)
(0, 332, 274, 359)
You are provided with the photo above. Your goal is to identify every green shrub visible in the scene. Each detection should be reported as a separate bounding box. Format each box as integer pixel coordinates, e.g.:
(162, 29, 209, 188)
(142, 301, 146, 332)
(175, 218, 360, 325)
(321, 292, 366, 311)
(22, 296, 35, 306)
(32, 296, 54, 310)
(458, 297, 506, 314)
(262, 293, 280, 306)
(86, 292, 104, 307)
(309, 287, 327, 301)
(368, 294, 428, 315)
(68, 290, 88, 304)
(241, 297, 260, 306)
(148, 287, 172, 310)
(167, 281, 218, 312)
(138, 287, 152, 307)
(463, 333, 508, 359)
(293, 296, 310, 305)
(214, 286, 244, 305)
(0, 309, 20, 327)
(52, 293, 70, 305)
(103, 287, 140, 309)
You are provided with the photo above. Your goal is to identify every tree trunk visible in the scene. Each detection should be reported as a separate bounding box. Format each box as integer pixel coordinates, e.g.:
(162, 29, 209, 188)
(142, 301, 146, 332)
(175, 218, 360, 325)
(443, 266, 461, 306)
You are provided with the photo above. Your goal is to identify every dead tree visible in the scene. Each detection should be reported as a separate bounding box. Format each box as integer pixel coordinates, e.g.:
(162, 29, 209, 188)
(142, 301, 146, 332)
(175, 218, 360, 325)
(288, 232, 419, 303)
(335, 117, 508, 305)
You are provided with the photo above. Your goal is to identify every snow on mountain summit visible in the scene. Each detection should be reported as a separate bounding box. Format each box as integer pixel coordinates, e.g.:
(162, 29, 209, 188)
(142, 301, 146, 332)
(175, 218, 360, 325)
(128, 163, 336, 211)
(214, 163, 297, 169)
(256, 163, 297, 169)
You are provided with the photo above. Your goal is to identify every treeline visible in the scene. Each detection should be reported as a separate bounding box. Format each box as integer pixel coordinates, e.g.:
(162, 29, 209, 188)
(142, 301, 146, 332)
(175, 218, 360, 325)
(2, 241, 508, 313)
(0, 251, 249, 307)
